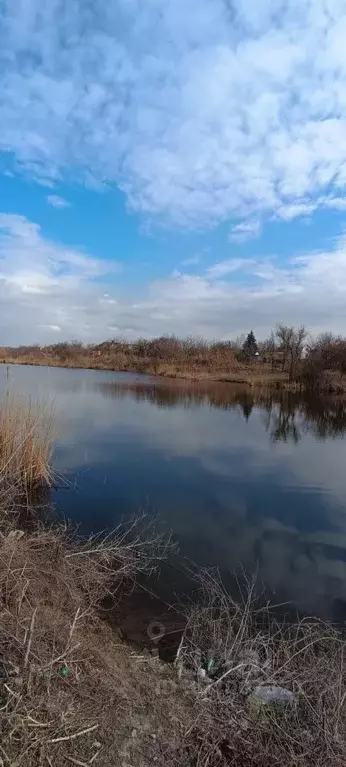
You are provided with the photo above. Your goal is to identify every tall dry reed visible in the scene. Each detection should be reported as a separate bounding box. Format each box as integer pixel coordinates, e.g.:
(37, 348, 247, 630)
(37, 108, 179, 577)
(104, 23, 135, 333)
(0, 391, 54, 509)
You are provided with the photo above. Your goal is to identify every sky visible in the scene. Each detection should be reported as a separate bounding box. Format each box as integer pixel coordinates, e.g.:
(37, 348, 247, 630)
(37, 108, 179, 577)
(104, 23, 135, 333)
(2, 0, 346, 344)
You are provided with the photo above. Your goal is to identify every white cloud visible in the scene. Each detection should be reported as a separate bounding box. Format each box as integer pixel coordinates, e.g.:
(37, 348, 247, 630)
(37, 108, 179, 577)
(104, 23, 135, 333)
(146, 243, 346, 339)
(275, 201, 318, 221)
(2, 1, 346, 226)
(2, 212, 346, 344)
(321, 197, 346, 212)
(0, 214, 122, 344)
(47, 195, 71, 209)
(276, 196, 346, 220)
(229, 220, 261, 242)
(206, 258, 252, 279)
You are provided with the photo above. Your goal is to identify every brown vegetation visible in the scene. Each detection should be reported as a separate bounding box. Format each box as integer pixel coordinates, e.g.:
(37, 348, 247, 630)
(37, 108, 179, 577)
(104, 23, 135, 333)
(0, 391, 54, 512)
(3, 525, 346, 767)
(0, 337, 241, 378)
(177, 569, 346, 766)
(3, 327, 346, 392)
(0, 521, 190, 767)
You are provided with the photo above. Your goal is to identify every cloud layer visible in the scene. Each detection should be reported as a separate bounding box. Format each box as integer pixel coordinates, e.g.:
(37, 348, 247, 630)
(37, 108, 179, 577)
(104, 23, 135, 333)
(2, 0, 346, 225)
(0, 214, 121, 343)
(2, 213, 346, 344)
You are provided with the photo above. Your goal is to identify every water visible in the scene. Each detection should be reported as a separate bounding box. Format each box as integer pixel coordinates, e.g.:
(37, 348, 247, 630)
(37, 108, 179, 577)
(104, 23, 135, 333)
(3, 363, 346, 623)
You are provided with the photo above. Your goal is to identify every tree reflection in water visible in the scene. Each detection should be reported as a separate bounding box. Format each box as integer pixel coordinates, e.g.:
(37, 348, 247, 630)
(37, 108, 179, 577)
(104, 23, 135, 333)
(97, 379, 346, 444)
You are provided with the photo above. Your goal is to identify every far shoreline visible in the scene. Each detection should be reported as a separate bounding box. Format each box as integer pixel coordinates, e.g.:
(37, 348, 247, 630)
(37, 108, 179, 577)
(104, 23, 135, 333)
(2, 329, 346, 394)
(1, 356, 345, 395)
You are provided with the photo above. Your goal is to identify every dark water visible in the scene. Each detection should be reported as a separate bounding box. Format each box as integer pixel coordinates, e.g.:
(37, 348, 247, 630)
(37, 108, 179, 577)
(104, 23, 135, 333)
(3, 363, 346, 623)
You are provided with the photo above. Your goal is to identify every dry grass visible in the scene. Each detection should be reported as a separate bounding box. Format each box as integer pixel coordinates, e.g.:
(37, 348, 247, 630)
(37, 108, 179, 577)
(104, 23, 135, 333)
(0, 521, 195, 767)
(177, 568, 346, 766)
(3, 536, 346, 767)
(1, 337, 241, 379)
(0, 391, 54, 514)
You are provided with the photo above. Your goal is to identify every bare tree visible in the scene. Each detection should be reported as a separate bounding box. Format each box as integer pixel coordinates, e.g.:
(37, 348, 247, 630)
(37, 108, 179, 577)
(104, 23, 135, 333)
(288, 325, 307, 380)
(261, 331, 277, 372)
(312, 333, 344, 370)
(276, 325, 307, 379)
(276, 325, 295, 371)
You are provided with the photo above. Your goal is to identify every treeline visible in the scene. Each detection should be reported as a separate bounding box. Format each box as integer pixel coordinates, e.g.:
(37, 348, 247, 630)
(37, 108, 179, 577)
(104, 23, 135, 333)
(258, 327, 346, 386)
(2, 327, 346, 389)
(1, 336, 240, 374)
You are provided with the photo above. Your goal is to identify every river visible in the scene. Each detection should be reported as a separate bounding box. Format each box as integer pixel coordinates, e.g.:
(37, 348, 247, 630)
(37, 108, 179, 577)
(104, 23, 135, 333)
(3, 363, 346, 623)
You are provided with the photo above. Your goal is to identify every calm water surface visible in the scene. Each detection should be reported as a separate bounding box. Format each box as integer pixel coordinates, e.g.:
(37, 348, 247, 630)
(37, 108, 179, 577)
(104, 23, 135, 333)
(3, 363, 346, 622)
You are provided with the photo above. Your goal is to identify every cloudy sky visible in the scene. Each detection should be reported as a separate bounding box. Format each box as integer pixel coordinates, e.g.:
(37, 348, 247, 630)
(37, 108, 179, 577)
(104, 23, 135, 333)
(2, 0, 346, 343)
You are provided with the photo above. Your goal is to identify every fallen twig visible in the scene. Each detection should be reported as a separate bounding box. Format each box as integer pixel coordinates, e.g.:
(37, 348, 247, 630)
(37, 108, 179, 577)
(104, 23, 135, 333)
(24, 606, 38, 669)
(49, 724, 99, 744)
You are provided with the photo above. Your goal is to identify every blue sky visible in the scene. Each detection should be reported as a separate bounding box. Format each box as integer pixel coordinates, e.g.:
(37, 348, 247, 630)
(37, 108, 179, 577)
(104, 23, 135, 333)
(2, 0, 346, 344)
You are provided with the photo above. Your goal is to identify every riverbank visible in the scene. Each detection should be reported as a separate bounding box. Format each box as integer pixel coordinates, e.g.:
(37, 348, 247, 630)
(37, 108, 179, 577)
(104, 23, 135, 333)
(0, 344, 278, 386)
(3, 354, 346, 395)
(1, 395, 346, 766)
(2, 333, 346, 393)
(0, 353, 286, 385)
(2, 517, 346, 766)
